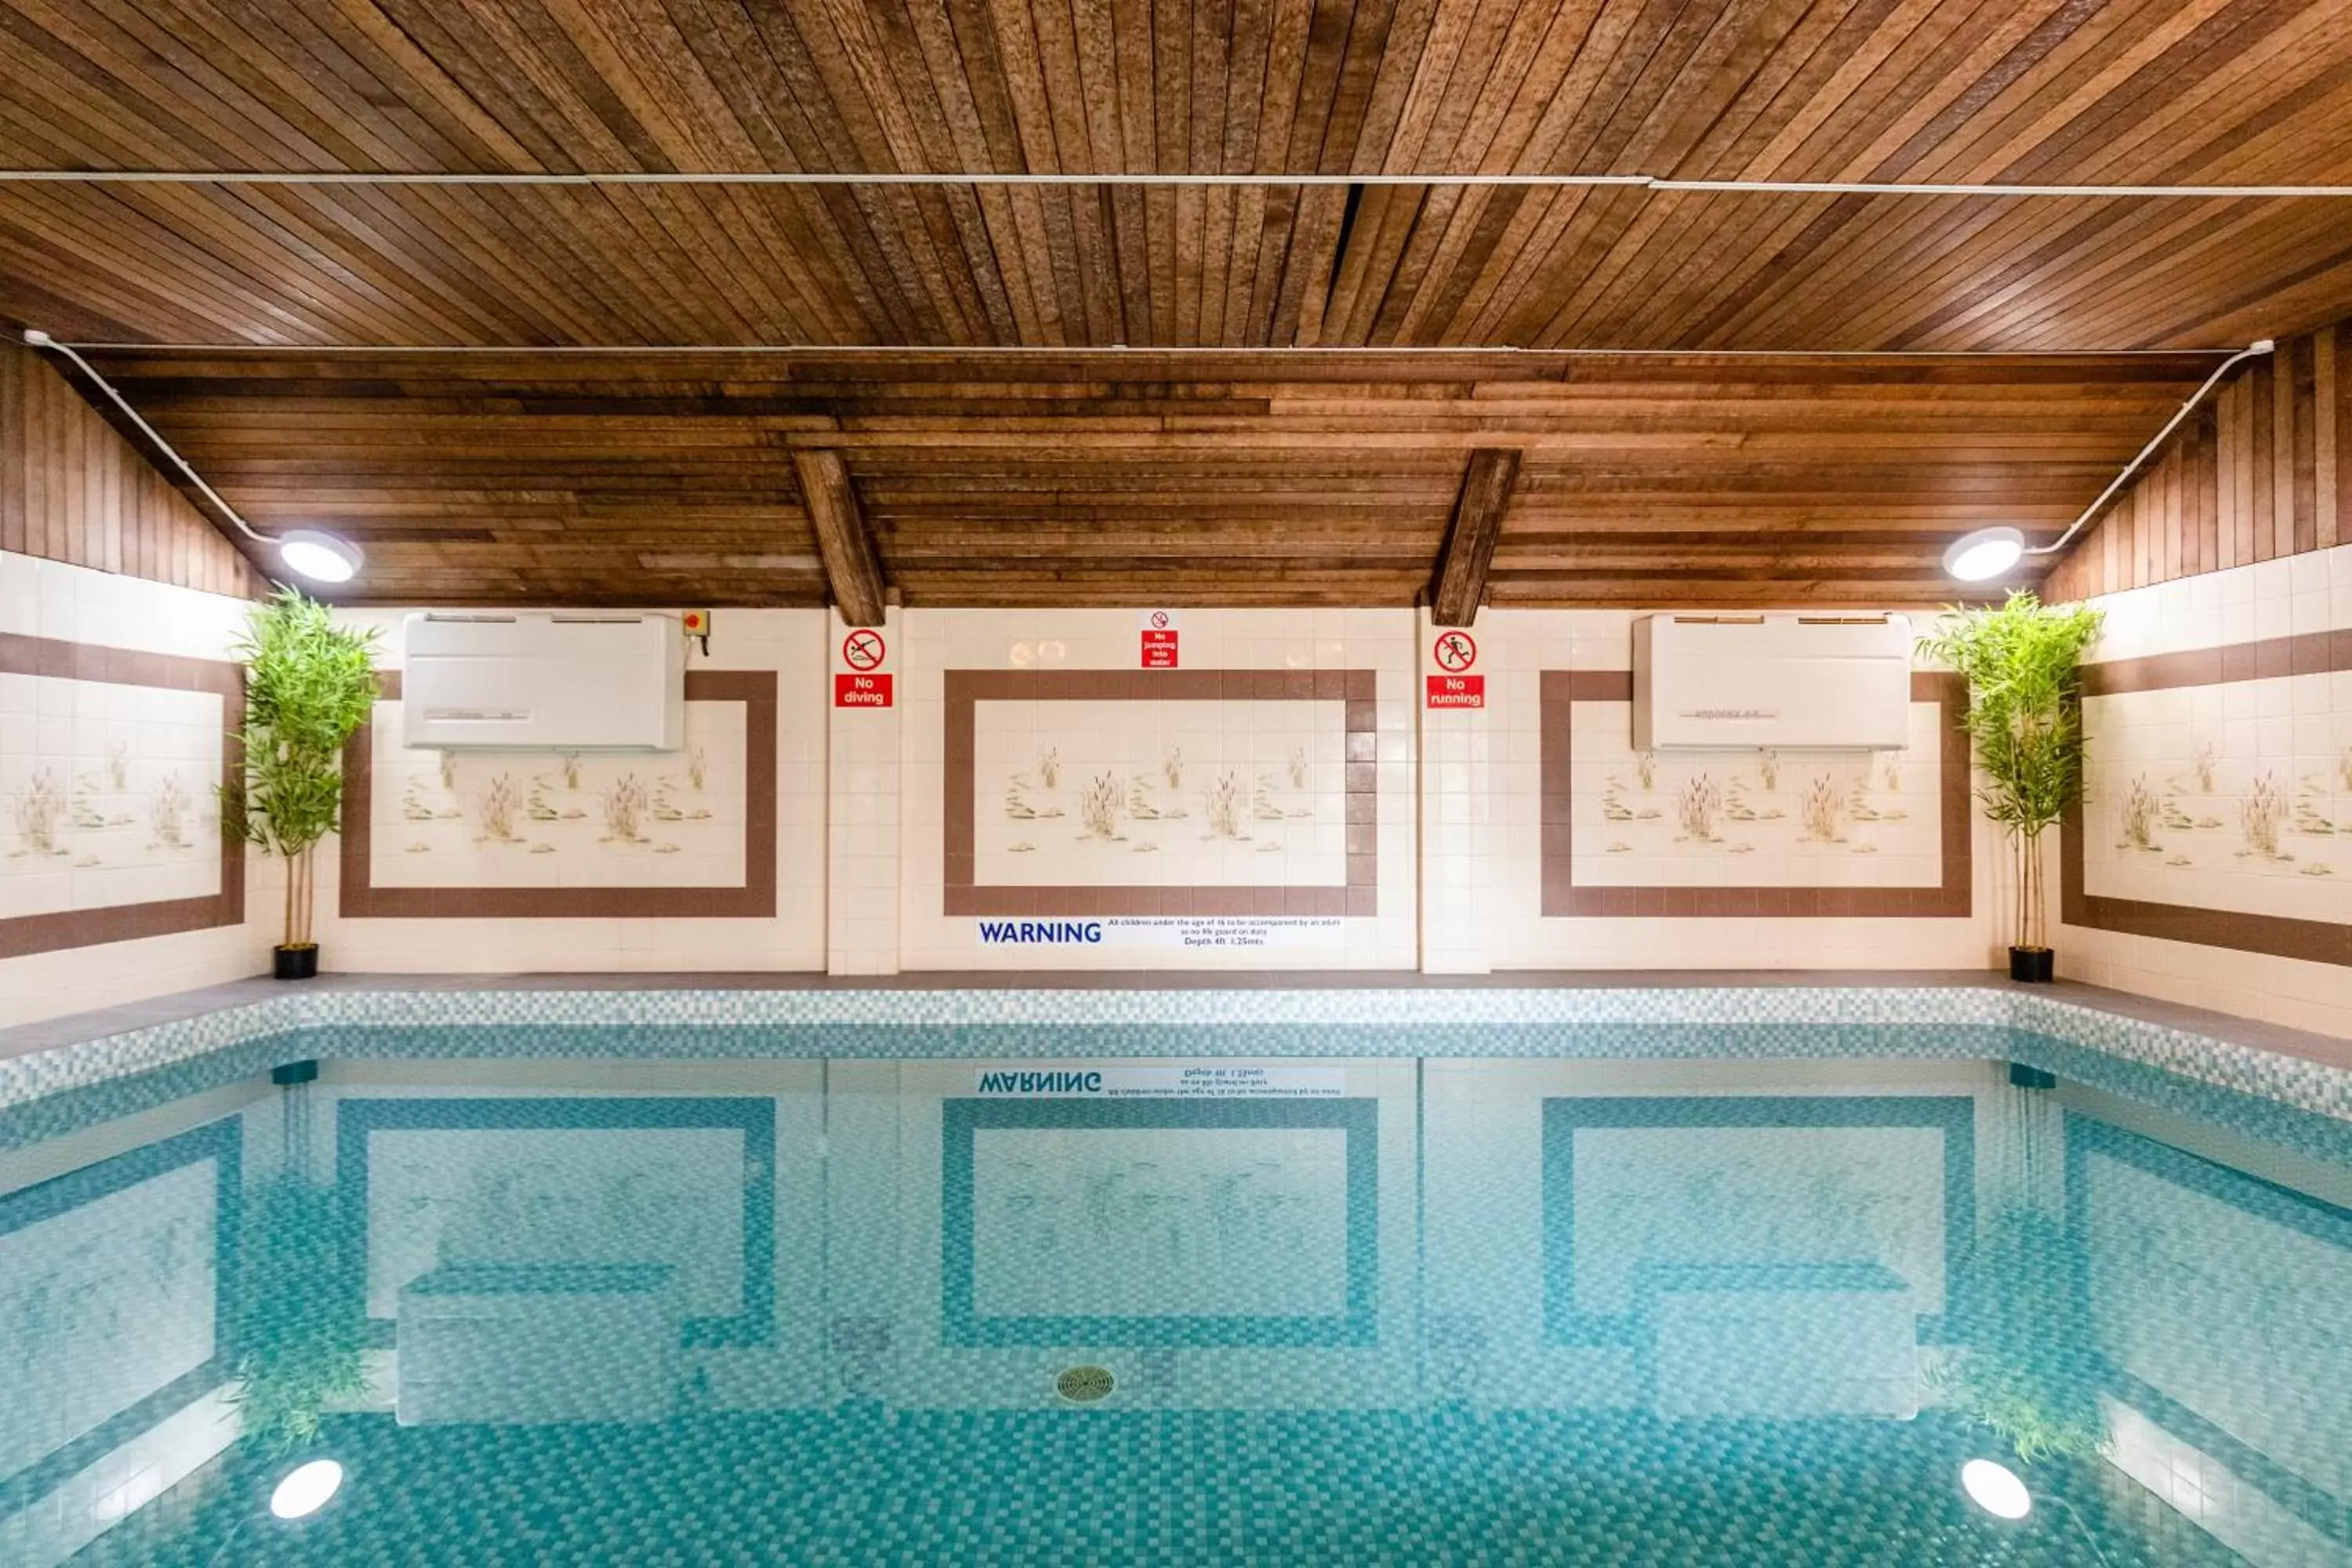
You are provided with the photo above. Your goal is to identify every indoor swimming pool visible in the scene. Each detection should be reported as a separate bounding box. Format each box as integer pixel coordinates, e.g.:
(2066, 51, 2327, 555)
(2, 1004, 2346, 1566)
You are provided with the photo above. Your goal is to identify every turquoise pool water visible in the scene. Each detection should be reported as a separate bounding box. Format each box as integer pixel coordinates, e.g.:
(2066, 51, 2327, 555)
(2, 1025, 2345, 1565)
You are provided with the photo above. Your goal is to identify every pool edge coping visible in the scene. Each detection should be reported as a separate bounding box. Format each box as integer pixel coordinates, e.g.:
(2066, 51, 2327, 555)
(2, 980, 2346, 1124)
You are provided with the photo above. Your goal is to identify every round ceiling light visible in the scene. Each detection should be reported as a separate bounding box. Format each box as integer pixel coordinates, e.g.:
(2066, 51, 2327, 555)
(269, 1458, 345, 1520)
(1942, 526, 2027, 583)
(1959, 1458, 2033, 1521)
(277, 530, 364, 585)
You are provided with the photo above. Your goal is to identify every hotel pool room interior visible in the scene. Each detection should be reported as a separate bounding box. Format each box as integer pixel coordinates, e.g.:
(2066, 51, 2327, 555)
(5, 4, 2352, 1563)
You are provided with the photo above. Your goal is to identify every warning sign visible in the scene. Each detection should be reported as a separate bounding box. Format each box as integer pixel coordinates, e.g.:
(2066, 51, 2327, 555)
(1432, 630, 1478, 673)
(835, 673, 893, 708)
(1141, 629, 1179, 668)
(1426, 674, 1485, 709)
(841, 629, 887, 671)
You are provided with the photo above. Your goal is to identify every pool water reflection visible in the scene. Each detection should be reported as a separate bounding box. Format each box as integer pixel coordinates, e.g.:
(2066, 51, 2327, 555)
(2, 1047, 2345, 1565)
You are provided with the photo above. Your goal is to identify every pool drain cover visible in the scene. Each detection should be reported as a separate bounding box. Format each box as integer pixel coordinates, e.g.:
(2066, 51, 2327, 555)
(1056, 1365, 1115, 1403)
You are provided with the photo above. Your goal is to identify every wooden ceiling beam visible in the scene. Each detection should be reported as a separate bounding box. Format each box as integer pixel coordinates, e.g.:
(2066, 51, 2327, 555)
(1428, 447, 1523, 626)
(790, 448, 888, 626)
(69, 343, 2227, 609)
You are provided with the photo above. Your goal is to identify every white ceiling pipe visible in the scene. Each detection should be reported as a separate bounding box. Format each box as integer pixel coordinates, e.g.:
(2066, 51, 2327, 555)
(2024, 339, 2276, 560)
(2, 169, 2350, 198)
(36, 339, 2242, 358)
(19, 328, 269, 546)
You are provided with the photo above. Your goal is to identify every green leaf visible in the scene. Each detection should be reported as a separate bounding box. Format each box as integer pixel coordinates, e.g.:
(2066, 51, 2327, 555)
(226, 1175, 371, 1454)
(216, 587, 379, 860)
(1917, 591, 2104, 837)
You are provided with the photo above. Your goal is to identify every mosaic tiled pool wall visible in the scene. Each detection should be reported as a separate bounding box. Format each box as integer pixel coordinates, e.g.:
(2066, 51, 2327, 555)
(4, 989, 2347, 1129)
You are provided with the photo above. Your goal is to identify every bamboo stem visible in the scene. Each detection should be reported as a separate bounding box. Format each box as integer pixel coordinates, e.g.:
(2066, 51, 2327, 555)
(2012, 832, 2024, 950)
(297, 846, 314, 946)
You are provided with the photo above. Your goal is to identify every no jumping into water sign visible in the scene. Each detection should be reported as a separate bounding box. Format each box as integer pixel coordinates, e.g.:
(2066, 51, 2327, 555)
(1142, 610, 1178, 668)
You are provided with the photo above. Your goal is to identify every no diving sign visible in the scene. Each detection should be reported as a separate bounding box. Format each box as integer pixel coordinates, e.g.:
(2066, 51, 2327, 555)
(836, 628, 893, 707)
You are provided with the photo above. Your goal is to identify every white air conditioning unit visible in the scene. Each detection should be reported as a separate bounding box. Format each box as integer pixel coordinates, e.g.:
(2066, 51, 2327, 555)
(401, 612, 685, 750)
(1632, 613, 1912, 750)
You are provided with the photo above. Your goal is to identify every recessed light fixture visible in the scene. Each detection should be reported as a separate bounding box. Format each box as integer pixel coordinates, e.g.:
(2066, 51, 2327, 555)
(277, 530, 365, 585)
(269, 1458, 345, 1520)
(1942, 526, 2026, 583)
(1959, 1458, 2033, 1520)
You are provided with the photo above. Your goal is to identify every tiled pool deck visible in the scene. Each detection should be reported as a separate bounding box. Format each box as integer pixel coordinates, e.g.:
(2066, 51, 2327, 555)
(4, 971, 2347, 1126)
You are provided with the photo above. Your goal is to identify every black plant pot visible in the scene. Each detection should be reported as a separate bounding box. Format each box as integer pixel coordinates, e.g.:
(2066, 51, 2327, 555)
(2008, 946, 2055, 984)
(274, 944, 319, 982)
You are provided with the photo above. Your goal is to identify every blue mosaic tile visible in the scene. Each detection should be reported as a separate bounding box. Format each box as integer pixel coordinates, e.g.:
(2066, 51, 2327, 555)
(3, 986, 2344, 1127)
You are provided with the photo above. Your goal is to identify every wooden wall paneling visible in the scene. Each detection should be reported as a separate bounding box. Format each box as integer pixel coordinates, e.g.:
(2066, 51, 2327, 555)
(2274, 336, 2298, 560)
(2196, 416, 2212, 579)
(2165, 431, 2185, 584)
(2249, 354, 2274, 563)
(2216, 377, 2239, 573)
(2292, 330, 2320, 555)
(2321, 321, 2342, 550)
(0, 339, 263, 594)
(2231, 372, 2256, 570)
(2046, 318, 2352, 601)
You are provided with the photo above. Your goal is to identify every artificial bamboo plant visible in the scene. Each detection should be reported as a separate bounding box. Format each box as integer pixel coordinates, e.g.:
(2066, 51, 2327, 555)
(1927, 1208, 2107, 1465)
(227, 1173, 370, 1450)
(1917, 591, 2103, 981)
(220, 588, 379, 978)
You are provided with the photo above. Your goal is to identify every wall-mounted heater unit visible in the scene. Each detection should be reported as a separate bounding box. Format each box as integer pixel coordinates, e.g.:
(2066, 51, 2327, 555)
(401, 612, 685, 750)
(1632, 614, 1912, 750)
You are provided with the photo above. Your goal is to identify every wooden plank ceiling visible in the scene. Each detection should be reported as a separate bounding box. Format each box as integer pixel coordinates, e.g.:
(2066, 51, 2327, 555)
(2, 1, 2350, 608)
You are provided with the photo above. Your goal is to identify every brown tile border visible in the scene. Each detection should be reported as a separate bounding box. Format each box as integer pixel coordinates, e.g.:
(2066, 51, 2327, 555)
(943, 669, 1380, 918)
(1539, 670, 1971, 919)
(2078, 632, 2350, 697)
(339, 669, 778, 919)
(0, 632, 245, 959)
(2063, 633, 2352, 967)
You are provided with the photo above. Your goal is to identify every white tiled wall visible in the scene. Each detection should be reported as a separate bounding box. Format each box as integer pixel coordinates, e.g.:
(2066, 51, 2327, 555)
(0, 553, 281, 1028)
(1419, 612, 1493, 974)
(897, 609, 1420, 971)
(1476, 609, 2004, 971)
(315, 608, 829, 975)
(2062, 542, 2352, 1036)
(829, 610, 902, 975)
(21, 551, 2352, 1031)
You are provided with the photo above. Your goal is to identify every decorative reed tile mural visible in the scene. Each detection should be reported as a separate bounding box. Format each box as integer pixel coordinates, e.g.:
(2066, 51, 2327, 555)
(972, 697, 1345, 889)
(339, 670, 776, 919)
(2067, 634, 2352, 966)
(2083, 676, 2350, 920)
(944, 670, 1378, 917)
(0, 637, 241, 958)
(1539, 672, 1969, 917)
(367, 703, 749, 891)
